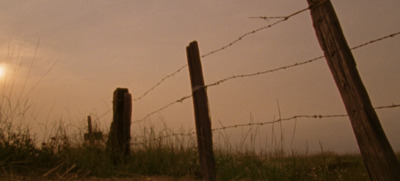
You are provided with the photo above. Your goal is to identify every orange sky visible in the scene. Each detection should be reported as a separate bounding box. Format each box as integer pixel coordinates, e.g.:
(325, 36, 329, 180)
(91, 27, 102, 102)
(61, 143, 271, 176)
(0, 1, 399, 153)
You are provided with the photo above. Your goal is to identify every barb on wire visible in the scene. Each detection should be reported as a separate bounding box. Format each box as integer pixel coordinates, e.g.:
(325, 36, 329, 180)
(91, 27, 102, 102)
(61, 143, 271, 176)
(374, 103, 400, 110)
(132, 5, 317, 102)
(205, 30, 400, 89)
(213, 103, 400, 132)
(133, 95, 193, 124)
(247, 0, 328, 22)
(205, 56, 324, 89)
(201, 6, 313, 58)
(132, 30, 400, 124)
(213, 114, 348, 132)
(133, 64, 187, 101)
(131, 102, 399, 145)
(350, 31, 400, 50)
(130, 102, 399, 146)
(249, 16, 287, 21)
(130, 113, 349, 146)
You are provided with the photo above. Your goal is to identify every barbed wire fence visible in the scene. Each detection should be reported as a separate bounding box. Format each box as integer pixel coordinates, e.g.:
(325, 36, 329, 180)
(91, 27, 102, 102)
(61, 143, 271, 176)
(132, 4, 316, 102)
(91, 29, 400, 126)
(131, 103, 400, 147)
(132, 30, 400, 125)
(89, 4, 316, 122)
(88, 2, 400, 150)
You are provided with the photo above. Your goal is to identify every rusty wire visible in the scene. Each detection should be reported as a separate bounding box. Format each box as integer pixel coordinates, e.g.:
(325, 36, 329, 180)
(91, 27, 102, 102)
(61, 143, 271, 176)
(131, 103, 399, 145)
(132, 4, 321, 102)
(133, 30, 400, 124)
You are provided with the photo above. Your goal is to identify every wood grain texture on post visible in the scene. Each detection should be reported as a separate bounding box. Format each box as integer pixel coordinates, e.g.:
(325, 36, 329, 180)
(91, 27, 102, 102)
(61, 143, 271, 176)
(186, 41, 216, 181)
(107, 88, 132, 164)
(307, 0, 400, 180)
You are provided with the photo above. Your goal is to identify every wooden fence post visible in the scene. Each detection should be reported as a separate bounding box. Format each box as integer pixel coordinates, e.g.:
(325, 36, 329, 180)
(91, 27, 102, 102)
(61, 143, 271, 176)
(186, 41, 216, 181)
(84, 115, 103, 145)
(107, 88, 132, 164)
(307, 0, 400, 180)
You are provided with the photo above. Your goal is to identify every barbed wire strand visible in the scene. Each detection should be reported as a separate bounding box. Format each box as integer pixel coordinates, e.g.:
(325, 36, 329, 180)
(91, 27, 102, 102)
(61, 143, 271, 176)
(132, 3, 323, 102)
(133, 30, 400, 124)
(204, 56, 324, 89)
(131, 103, 399, 145)
(350, 31, 400, 50)
(133, 95, 192, 123)
(206, 31, 400, 89)
(374, 103, 400, 110)
(133, 64, 187, 101)
(249, 16, 287, 20)
(131, 114, 343, 146)
(211, 114, 348, 132)
(200, 5, 315, 58)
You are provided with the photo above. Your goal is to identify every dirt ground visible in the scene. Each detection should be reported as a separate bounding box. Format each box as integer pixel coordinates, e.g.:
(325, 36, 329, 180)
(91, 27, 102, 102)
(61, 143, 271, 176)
(3, 176, 200, 181)
(81, 176, 200, 181)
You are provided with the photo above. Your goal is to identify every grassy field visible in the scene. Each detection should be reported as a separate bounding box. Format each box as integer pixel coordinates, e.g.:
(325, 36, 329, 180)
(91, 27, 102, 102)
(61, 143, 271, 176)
(0, 121, 387, 181)
(1, 42, 398, 181)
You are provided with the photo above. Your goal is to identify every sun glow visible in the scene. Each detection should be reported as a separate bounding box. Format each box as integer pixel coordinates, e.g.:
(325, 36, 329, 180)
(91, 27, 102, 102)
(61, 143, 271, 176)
(0, 65, 6, 79)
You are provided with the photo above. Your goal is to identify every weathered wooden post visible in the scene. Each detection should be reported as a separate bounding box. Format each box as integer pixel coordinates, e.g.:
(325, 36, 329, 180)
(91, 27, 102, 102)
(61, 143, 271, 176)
(307, 0, 400, 180)
(84, 115, 104, 145)
(186, 41, 216, 181)
(107, 88, 132, 164)
(84, 116, 104, 145)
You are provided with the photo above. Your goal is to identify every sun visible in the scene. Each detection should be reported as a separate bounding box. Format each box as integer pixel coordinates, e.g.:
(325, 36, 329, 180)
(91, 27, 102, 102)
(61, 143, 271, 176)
(0, 65, 6, 79)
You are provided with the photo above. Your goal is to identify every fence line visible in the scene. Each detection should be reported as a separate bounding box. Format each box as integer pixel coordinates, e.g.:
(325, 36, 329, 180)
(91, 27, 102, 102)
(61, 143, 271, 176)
(133, 30, 400, 124)
(132, 3, 324, 102)
(213, 102, 400, 132)
(205, 30, 400, 90)
(131, 103, 399, 146)
(94, 30, 400, 123)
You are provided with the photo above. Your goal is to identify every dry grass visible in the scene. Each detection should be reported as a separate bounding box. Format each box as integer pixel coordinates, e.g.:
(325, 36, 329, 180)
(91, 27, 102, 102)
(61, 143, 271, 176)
(0, 121, 378, 181)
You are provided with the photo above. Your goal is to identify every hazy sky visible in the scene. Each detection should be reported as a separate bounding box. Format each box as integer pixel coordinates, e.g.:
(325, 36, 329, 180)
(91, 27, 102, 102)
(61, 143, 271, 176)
(0, 0, 399, 153)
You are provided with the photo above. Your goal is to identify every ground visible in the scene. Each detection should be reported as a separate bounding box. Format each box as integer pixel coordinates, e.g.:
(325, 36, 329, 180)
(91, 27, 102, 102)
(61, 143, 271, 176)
(3, 176, 201, 181)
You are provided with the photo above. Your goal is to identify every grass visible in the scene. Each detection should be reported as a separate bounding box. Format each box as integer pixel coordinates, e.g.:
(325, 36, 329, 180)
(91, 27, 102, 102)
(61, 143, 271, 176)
(0, 120, 380, 181)
(215, 150, 369, 181)
(0, 42, 391, 180)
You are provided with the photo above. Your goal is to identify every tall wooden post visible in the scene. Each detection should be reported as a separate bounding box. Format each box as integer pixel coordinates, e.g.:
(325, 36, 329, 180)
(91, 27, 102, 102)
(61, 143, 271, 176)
(307, 0, 400, 180)
(186, 41, 216, 181)
(107, 88, 132, 164)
